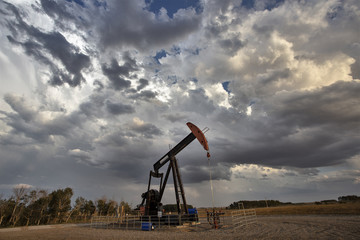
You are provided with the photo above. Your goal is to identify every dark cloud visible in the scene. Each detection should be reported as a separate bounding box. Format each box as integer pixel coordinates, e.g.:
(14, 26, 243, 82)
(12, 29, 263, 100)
(205, 21, 228, 38)
(79, 92, 136, 118)
(4, 94, 36, 122)
(68, 149, 91, 162)
(93, 80, 105, 91)
(26, 29, 90, 87)
(218, 34, 244, 56)
(36, 0, 92, 31)
(258, 68, 291, 85)
(162, 113, 187, 123)
(95, 130, 129, 148)
(1, 94, 86, 143)
(216, 80, 360, 169)
(146, 0, 203, 18)
(350, 59, 360, 79)
(90, 130, 160, 182)
(270, 81, 360, 128)
(27, 0, 203, 52)
(137, 78, 149, 91)
(3, 2, 90, 87)
(176, 88, 216, 116)
(181, 162, 231, 183)
(2, 94, 50, 143)
(40, 0, 76, 22)
(101, 53, 138, 90)
(79, 94, 105, 117)
(129, 90, 157, 101)
(252, 23, 274, 37)
(97, 1, 202, 50)
(127, 119, 163, 139)
(224, 131, 356, 168)
(105, 100, 135, 115)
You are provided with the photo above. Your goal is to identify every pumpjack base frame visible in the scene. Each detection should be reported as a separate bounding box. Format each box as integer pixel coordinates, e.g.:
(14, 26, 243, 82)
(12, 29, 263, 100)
(141, 214, 199, 226)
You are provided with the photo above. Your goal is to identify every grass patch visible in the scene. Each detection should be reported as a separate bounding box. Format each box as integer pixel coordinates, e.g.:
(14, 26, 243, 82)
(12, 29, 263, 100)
(198, 202, 360, 216)
(254, 202, 360, 215)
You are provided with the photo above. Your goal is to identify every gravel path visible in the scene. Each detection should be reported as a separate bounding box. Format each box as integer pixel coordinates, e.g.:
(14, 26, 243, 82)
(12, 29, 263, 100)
(1, 215, 359, 239)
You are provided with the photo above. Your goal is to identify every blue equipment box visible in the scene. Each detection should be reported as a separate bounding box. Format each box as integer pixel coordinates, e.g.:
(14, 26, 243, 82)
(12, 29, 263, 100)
(188, 208, 198, 214)
(141, 222, 153, 231)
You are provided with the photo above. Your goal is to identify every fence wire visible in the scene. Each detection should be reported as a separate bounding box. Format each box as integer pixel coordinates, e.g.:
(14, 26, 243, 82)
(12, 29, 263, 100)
(231, 209, 257, 230)
(90, 210, 255, 232)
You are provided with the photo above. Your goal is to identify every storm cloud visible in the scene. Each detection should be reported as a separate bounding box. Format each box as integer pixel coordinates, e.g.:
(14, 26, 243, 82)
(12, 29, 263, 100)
(0, 0, 359, 206)
(2, 1, 90, 87)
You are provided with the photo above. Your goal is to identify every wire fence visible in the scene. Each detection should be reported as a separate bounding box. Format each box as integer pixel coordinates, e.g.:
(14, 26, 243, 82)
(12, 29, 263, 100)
(231, 209, 257, 230)
(91, 214, 203, 231)
(90, 210, 256, 231)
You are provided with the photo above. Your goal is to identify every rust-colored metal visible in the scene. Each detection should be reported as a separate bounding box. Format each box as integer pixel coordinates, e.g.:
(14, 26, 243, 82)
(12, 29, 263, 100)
(187, 122, 209, 151)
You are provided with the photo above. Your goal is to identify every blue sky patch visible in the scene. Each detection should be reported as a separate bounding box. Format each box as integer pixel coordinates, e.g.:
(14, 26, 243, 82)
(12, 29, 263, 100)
(171, 45, 181, 55)
(93, 0, 107, 9)
(146, 0, 202, 18)
(190, 77, 198, 83)
(222, 81, 230, 93)
(65, 0, 85, 7)
(154, 49, 167, 64)
(241, 0, 254, 9)
(241, 0, 284, 10)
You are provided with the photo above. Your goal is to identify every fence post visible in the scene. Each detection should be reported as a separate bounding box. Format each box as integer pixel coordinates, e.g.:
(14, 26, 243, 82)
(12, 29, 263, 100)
(140, 215, 142, 230)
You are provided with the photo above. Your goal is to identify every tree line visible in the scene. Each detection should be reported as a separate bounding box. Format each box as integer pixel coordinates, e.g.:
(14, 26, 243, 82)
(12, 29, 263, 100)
(227, 200, 291, 209)
(338, 195, 360, 202)
(0, 186, 132, 228)
(227, 195, 360, 209)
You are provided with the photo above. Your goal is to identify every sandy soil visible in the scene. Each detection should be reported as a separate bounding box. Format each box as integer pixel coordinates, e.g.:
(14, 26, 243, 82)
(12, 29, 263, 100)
(1, 215, 359, 240)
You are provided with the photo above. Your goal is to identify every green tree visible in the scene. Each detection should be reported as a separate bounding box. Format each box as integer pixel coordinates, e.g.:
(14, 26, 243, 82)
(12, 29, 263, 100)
(72, 197, 95, 221)
(96, 198, 107, 216)
(106, 200, 118, 216)
(0, 194, 12, 226)
(48, 187, 73, 223)
(96, 198, 118, 216)
(23, 190, 42, 226)
(10, 186, 29, 226)
(83, 200, 96, 218)
(73, 196, 86, 217)
(30, 190, 50, 225)
(338, 195, 360, 202)
(120, 200, 131, 214)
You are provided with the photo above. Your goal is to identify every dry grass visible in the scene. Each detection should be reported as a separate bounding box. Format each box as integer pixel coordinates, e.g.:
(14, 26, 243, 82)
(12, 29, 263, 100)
(253, 202, 360, 215)
(198, 202, 360, 216)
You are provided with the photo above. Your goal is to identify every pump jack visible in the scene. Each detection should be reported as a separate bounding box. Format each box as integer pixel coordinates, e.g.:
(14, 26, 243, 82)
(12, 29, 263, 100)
(139, 122, 210, 217)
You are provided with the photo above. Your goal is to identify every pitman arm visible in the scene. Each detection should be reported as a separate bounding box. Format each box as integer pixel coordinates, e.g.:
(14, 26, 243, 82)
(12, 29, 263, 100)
(152, 122, 209, 173)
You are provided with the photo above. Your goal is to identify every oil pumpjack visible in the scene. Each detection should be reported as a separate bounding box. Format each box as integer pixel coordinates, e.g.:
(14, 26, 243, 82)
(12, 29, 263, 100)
(139, 122, 210, 218)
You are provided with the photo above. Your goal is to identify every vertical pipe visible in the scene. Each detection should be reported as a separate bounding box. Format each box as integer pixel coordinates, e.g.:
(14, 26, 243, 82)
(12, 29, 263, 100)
(208, 156, 215, 209)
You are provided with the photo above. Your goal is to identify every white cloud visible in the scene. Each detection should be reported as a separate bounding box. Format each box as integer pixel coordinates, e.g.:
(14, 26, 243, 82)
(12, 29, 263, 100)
(14, 183, 34, 189)
(204, 83, 231, 108)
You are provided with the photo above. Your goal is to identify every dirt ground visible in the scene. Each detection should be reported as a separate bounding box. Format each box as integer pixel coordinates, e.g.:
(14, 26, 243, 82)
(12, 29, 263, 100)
(1, 215, 359, 240)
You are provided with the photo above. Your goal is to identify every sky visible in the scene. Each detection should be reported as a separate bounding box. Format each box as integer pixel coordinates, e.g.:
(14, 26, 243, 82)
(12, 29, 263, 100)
(0, 0, 359, 208)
